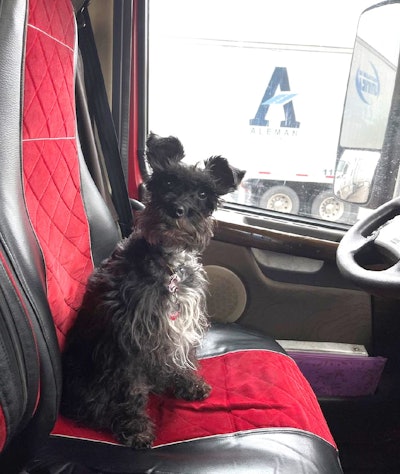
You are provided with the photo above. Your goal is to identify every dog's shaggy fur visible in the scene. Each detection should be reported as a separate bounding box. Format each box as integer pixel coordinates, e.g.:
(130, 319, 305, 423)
(60, 133, 244, 448)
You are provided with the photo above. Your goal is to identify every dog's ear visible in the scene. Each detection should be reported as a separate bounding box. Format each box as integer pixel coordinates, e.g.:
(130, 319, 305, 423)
(146, 132, 185, 171)
(204, 156, 246, 196)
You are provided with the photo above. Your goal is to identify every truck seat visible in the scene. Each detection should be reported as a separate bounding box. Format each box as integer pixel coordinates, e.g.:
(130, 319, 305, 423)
(0, 0, 343, 472)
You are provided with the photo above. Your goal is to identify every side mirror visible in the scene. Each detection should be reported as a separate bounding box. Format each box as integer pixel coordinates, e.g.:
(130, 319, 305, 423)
(334, 1, 400, 206)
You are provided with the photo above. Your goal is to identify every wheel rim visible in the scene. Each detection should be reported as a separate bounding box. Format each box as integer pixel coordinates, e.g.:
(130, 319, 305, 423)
(266, 193, 293, 213)
(318, 196, 345, 221)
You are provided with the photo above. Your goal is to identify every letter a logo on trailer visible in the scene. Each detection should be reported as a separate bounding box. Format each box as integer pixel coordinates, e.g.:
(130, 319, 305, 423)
(250, 67, 300, 128)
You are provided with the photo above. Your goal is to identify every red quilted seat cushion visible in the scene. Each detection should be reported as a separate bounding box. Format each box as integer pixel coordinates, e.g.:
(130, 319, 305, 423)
(52, 350, 336, 449)
(22, 0, 93, 350)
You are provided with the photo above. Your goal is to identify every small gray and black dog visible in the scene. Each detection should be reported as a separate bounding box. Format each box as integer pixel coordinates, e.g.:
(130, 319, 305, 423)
(60, 132, 245, 448)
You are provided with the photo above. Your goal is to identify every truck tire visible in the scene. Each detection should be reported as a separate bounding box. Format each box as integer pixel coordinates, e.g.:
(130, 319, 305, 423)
(259, 185, 300, 214)
(311, 191, 355, 223)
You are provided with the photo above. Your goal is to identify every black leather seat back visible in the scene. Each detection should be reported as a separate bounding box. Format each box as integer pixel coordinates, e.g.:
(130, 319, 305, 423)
(0, 0, 118, 469)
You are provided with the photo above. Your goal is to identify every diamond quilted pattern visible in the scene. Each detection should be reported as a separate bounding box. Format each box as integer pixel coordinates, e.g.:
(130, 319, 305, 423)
(22, 0, 93, 349)
(24, 27, 75, 139)
(28, 0, 75, 49)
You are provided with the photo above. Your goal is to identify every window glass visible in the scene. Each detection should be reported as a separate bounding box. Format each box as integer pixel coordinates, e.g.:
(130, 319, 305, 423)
(149, 0, 379, 225)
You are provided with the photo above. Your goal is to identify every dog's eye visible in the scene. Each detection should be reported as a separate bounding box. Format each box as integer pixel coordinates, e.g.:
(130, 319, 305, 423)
(198, 191, 207, 200)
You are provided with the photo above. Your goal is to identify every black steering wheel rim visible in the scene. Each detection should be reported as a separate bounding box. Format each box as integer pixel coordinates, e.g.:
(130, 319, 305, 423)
(336, 196, 400, 297)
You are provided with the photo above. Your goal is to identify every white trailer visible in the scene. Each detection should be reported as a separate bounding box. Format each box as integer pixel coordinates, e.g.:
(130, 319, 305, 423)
(235, 43, 358, 222)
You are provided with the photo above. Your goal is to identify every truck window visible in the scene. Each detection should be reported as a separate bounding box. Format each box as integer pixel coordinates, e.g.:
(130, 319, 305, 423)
(148, 0, 376, 225)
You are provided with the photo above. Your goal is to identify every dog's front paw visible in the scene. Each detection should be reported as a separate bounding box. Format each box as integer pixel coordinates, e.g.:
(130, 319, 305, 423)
(116, 415, 156, 449)
(175, 378, 211, 401)
(118, 429, 155, 449)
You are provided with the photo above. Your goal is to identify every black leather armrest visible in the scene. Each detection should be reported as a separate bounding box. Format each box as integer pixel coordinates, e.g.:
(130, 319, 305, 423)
(198, 323, 286, 358)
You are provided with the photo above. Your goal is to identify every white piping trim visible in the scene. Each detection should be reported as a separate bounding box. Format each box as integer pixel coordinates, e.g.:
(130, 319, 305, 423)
(51, 433, 121, 446)
(23, 136, 76, 142)
(51, 427, 338, 451)
(152, 427, 338, 450)
(28, 24, 74, 52)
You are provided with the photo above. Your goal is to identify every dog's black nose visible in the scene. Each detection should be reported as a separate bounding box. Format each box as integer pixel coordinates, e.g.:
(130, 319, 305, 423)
(174, 206, 185, 218)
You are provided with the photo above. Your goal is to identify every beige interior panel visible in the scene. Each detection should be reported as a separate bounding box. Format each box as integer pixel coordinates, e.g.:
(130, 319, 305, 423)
(204, 240, 372, 347)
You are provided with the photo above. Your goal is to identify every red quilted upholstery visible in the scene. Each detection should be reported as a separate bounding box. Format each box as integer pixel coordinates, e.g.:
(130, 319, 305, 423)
(22, 0, 93, 350)
(53, 350, 336, 448)
(150, 351, 335, 447)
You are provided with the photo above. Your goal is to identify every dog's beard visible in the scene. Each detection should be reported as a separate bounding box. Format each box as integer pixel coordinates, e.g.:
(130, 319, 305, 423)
(132, 292, 208, 371)
(136, 206, 215, 252)
(164, 255, 209, 370)
(129, 253, 209, 371)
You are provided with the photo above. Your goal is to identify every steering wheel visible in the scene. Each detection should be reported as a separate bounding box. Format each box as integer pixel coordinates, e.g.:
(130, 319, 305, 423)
(336, 196, 400, 297)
